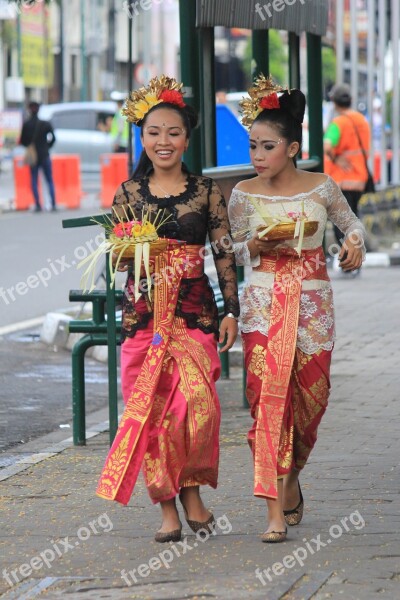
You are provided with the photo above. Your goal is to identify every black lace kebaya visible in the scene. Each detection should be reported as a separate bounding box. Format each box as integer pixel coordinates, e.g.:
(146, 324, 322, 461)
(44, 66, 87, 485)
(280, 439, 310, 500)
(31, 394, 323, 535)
(112, 172, 240, 341)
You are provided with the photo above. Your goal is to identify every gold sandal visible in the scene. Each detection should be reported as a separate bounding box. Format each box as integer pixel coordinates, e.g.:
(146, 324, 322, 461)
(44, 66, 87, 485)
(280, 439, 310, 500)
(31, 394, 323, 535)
(179, 492, 215, 536)
(261, 527, 287, 543)
(284, 482, 304, 526)
(154, 522, 182, 543)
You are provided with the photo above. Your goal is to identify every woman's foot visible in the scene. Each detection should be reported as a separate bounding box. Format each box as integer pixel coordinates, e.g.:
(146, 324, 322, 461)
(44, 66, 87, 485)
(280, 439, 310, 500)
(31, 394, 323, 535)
(179, 486, 215, 535)
(283, 471, 301, 509)
(262, 479, 287, 542)
(155, 498, 182, 543)
(261, 526, 287, 543)
(283, 472, 304, 526)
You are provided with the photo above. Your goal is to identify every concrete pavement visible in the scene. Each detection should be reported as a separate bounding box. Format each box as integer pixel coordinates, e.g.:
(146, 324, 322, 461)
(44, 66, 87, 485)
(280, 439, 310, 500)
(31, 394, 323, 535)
(0, 266, 399, 599)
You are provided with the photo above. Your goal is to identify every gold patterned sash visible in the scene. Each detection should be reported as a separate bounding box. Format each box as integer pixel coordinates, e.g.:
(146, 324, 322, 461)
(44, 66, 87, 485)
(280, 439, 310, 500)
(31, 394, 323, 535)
(96, 242, 204, 504)
(253, 247, 328, 499)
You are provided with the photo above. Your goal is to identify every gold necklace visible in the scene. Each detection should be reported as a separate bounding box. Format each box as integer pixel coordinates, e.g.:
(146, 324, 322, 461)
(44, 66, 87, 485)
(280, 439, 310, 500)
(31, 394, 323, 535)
(152, 177, 185, 198)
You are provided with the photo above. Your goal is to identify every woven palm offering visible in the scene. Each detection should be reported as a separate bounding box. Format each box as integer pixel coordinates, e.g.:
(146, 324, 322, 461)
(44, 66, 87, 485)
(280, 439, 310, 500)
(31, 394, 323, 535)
(78, 208, 172, 298)
(257, 220, 318, 240)
(249, 196, 318, 255)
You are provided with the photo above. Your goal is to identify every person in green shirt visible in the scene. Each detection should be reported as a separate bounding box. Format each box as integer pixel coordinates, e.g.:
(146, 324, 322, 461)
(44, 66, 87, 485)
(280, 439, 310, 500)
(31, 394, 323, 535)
(110, 98, 130, 153)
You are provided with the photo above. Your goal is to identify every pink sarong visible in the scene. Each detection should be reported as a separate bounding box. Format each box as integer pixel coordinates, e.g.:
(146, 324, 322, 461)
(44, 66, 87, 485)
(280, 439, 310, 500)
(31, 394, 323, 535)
(96, 243, 221, 505)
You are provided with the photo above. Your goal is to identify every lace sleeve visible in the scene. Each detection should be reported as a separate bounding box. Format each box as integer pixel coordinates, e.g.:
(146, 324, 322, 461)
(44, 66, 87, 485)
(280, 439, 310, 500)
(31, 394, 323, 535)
(228, 188, 261, 267)
(110, 181, 136, 222)
(325, 177, 366, 247)
(207, 180, 240, 318)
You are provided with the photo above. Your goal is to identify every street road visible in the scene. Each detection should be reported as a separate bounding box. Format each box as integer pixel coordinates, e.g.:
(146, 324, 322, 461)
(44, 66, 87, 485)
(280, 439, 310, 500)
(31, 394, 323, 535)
(0, 163, 217, 330)
(0, 166, 107, 329)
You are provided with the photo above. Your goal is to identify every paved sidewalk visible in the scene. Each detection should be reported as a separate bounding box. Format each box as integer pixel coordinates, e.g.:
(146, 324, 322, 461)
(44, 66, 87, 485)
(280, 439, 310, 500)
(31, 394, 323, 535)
(0, 267, 399, 599)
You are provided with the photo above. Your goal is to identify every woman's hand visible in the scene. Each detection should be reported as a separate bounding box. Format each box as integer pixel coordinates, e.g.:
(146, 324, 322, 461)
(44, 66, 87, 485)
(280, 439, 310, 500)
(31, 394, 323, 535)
(219, 316, 238, 352)
(112, 252, 131, 272)
(248, 230, 281, 258)
(338, 235, 364, 271)
(335, 155, 352, 171)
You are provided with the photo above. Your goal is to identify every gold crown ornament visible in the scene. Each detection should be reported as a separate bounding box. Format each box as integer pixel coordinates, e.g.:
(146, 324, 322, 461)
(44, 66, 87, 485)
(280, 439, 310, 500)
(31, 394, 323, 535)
(122, 75, 186, 125)
(239, 74, 286, 128)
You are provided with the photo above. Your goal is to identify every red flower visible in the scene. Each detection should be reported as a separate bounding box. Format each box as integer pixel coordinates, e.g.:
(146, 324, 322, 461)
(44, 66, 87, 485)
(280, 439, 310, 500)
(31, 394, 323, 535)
(113, 221, 135, 238)
(260, 93, 280, 110)
(159, 90, 186, 107)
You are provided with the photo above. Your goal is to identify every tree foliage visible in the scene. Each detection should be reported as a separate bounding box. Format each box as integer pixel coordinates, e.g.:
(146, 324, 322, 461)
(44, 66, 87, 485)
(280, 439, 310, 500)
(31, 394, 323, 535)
(243, 30, 287, 86)
(322, 46, 336, 91)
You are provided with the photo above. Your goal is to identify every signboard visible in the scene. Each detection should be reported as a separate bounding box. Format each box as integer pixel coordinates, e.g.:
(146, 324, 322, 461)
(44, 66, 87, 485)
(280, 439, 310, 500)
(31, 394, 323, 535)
(20, 3, 53, 88)
(0, 110, 23, 148)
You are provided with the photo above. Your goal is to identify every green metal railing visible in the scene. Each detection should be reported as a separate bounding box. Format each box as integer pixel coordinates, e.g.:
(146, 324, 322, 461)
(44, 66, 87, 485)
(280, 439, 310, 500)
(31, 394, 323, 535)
(62, 214, 120, 446)
(63, 214, 246, 444)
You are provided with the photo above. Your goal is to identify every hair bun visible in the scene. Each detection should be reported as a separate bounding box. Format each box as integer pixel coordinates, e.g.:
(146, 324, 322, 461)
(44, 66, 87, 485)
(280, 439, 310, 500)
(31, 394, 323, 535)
(279, 89, 306, 124)
(183, 104, 199, 130)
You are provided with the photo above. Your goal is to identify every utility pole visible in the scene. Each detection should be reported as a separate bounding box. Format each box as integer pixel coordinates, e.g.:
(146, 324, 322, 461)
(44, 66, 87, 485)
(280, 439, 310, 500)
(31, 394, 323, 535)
(378, 0, 387, 186)
(178, 0, 202, 173)
(335, 0, 344, 83)
(80, 0, 87, 101)
(107, 0, 116, 93)
(0, 20, 4, 110)
(367, 0, 375, 170)
(59, 0, 64, 101)
(350, 0, 358, 106)
(391, 0, 399, 183)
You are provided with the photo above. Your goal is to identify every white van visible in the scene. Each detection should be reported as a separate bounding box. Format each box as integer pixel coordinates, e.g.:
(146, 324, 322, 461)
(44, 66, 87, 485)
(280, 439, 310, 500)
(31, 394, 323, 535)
(38, 101, 117, 172)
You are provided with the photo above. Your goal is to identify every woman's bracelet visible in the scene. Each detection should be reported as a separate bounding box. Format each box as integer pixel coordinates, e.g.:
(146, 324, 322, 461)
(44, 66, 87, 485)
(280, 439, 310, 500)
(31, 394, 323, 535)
(225, 312, 239, 322)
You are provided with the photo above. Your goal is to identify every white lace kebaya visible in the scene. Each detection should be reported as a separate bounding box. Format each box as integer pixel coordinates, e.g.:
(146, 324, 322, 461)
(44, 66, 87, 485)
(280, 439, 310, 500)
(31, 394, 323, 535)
(228, 175, 366, 355)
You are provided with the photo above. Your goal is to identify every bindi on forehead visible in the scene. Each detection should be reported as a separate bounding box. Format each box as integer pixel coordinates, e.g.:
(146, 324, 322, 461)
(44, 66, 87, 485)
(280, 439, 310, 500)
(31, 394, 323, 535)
(145, 122, 184, 130)
(251, 137, 283, 144)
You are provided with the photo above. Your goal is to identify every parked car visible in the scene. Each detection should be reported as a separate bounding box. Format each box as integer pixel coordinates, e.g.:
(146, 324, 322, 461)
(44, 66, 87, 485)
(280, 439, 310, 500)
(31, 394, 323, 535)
(38, 101, 117, 172)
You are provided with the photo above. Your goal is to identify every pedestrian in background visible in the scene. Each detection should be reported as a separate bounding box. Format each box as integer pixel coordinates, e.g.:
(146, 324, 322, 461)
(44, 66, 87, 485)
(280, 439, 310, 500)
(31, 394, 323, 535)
(228, 75, 365, 543)
(110, 94, 130, 153)
(20, 101, 57, 212)
(323, 83, 371, 245)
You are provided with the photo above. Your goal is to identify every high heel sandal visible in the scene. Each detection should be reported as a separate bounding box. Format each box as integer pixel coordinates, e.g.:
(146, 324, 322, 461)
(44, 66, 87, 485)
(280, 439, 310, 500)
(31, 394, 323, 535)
(284, 481, 304, 526)
(261, 527, 287, 543)
(154, 521, 182, 543)
(179, 491, 215, 536)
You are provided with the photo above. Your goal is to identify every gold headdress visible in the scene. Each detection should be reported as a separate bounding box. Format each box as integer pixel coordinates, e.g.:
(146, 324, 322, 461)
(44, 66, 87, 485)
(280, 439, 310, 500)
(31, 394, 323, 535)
(122, 75, 186, 125)
(239, 74, 286, 128)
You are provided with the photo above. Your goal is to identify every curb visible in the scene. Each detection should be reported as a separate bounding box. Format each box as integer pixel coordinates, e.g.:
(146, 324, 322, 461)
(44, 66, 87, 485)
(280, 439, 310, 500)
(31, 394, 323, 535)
(0, 417, 111, 482)
(364, 251, 400, 267)
(389, 253, 400, 266)
(331, 251, 400, 271)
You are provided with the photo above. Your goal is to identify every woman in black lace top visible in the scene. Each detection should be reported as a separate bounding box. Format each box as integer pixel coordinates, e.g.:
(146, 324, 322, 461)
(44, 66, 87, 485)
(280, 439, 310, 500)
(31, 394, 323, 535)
(96, 77, 239, 543)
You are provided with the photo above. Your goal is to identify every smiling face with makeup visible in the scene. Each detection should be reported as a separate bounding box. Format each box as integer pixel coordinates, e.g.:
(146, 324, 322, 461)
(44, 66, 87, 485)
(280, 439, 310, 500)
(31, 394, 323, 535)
(141, 107, 188, 172)
(249, 120, 300, 181)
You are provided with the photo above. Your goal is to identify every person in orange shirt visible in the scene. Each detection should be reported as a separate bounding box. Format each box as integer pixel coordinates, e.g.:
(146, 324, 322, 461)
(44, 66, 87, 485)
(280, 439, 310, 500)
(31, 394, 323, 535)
(324, 84, 370, 245)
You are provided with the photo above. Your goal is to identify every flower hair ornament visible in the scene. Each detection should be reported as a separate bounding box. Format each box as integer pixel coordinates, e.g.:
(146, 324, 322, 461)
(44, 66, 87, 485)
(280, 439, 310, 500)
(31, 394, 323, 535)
(122, 75, 186, 126)
(239, 74, 305, 128)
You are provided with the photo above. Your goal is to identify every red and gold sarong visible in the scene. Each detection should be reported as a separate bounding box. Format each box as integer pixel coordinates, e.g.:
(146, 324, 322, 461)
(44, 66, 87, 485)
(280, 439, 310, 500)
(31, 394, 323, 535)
(96, 243, 220, 505)
(243, 247, 330, 499)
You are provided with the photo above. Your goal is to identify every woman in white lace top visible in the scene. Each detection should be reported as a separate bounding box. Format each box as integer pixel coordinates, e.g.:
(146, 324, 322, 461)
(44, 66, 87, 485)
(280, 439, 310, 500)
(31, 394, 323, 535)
(228, 77, 365, 543)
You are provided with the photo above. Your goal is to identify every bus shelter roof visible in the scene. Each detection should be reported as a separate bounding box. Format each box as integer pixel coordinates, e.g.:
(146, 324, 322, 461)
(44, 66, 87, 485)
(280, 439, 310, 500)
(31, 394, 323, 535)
(196, 0, 328, 36)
